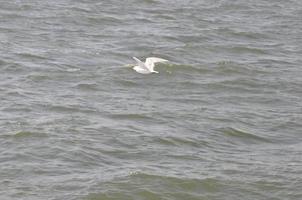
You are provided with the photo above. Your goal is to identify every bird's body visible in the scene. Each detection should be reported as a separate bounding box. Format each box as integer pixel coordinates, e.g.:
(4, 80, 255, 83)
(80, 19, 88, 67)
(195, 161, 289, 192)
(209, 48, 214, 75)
(132, 57, 168, 74)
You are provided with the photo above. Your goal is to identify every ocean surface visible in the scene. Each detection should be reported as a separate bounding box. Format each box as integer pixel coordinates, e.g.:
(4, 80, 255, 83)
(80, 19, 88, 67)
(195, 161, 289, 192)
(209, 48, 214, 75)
(1, 0, 302, 199)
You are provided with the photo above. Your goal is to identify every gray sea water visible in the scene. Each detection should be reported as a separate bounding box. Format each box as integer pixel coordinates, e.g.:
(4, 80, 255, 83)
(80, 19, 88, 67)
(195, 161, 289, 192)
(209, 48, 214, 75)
(1, 0, 302, 199)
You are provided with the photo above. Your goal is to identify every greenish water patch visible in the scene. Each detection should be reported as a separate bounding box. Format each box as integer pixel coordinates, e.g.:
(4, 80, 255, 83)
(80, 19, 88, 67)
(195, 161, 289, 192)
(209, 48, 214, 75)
(27, 73, 50, 81)
(14, 131, 35, 138)
(86, 173, 223, 200)
(12, 131, 48, 139)
(0, 59, 8, 66)
(230, 46, 267, 54)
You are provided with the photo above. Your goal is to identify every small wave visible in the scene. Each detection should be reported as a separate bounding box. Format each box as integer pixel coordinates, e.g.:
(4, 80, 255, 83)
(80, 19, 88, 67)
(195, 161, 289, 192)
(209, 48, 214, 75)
(12, 131, 48, 139)
(13, 131, 34, 138)
(75, 83, 98, 91)
(16, 53, 48, 60)
(115, 79, 139, 87)
(0, 59, 8, 66)
(4, 90, 27, 98)
(87, 15, 122, 25)
(211, 27, 263, 40)
(234, 32, 265, 40)
(156, 136, 205, 148)
(222, 127, 271, 144)
(229, 29, 268, 40)
(85, 172, 223, 200)
(230, 46, 267, 54)
(27, 73, 50, 81)
(165, 63, 212, 74)
(66, 68, 80, 72)
(47, 104, 98, 114)
(2, 106, 32, 113)
(212, 77, 264, 89)
(141, 0, 158, 4)
(108, 113, 153, 121)
(70, 5, 92, 13)
(2, 63, 25, 73)
(204, 78, 264, 93)
(85, 172, 225, 200)
(214, 61, 266, 75)
(155, 14, 176, 20)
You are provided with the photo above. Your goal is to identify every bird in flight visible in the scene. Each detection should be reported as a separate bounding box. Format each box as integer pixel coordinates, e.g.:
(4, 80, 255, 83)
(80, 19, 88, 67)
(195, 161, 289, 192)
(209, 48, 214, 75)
(132, 57, 168, 74)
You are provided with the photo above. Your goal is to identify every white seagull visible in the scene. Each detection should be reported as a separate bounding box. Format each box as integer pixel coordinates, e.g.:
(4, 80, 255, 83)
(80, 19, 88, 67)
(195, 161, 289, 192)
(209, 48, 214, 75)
(132, 57, 168, 74)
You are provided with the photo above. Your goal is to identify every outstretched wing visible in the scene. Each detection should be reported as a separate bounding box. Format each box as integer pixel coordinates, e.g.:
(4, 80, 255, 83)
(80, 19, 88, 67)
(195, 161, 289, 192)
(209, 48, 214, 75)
(132, 57, 149, 71)
(145, 57, 168, 71)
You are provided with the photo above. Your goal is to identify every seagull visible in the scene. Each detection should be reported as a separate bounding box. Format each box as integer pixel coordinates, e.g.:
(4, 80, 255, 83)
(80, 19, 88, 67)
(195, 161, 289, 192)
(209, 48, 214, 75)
(132, 57, 168, 74)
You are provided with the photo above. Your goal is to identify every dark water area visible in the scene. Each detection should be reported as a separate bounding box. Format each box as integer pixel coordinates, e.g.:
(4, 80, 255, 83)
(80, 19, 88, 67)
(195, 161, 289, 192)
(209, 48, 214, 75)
(0, 0, 302, 199)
